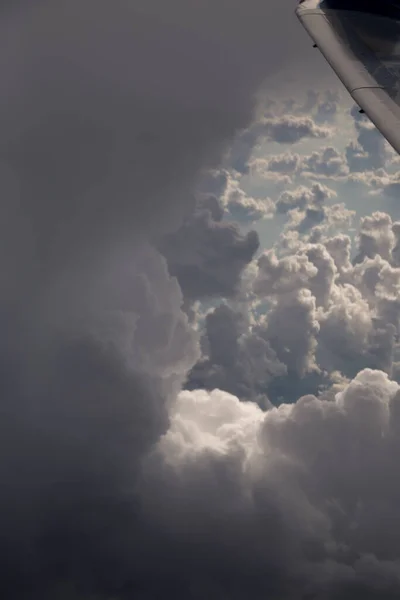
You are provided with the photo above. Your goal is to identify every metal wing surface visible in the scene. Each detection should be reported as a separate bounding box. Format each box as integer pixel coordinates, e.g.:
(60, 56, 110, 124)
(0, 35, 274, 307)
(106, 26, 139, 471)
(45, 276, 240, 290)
(296, 0, 400, 154)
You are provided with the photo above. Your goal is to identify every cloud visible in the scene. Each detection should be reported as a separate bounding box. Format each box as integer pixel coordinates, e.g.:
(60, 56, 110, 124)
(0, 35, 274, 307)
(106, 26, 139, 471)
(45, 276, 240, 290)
(140, 368, 400, 599)
(286, 202, 355, 237)
(262, 288, 320, 376)
(300, 146, 349, 178)
(345, 105, 391, 172)
(0, 0, 305, 280)
(263, 115, 332, 144)
(288, 89, 340, 124)
(255, 248, 319, 296)
(314, 90, 340, 124)
(273, 181, 354, 240)
(189, 211, 400, 411)
(197, 168, 275, 223)
(252, 146, 349, 184)
(187, 303, 286, 405)
(354, 212, 396, 264)
(276, 182, 336, 214)
(221, 174, 275, 223)
(252, 152, 301, 176)
(354, 169, 400, 200)
(0, 0, 312, 597)
(223, 105, 333, 175)
(0, 243, 200, 599)
(159, 195, 260, 300)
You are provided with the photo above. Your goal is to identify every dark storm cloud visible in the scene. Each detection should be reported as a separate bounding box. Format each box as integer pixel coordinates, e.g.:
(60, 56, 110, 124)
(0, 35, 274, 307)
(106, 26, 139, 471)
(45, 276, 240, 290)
(0, 0, 302, 258)
(0, 242, 200, 600)
(0, 0, 315, 598)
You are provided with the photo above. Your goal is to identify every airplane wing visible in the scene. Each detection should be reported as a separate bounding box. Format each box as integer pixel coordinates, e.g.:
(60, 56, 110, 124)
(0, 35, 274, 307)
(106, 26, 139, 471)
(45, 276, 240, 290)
(296, 0, 400, 154)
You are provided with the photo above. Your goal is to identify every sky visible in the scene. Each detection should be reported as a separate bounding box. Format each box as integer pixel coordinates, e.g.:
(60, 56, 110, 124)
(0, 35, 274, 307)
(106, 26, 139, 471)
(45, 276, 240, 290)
(3, 1, 400, 599)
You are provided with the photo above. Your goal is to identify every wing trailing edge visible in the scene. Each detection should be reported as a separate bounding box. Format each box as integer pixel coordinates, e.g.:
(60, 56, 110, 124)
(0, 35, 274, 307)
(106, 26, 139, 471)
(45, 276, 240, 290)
(296, 2, 400, 154)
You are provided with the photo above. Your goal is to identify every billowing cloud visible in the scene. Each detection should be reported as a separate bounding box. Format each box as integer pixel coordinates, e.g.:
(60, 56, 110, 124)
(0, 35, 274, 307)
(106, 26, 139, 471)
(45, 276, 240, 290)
(253, 146, 349, 183)
(300, 146, 349, 178)
(286, 202, 355, 237)
(187, 303, 286, 404)
(223, 101, 333, 175)
(221, 174, 275, 222)
(276, 182, 336, 214)
(159, 195, 260, 300)
(263, 115, 332, 144)
(354, 212, 396, 264)
(140, 368, 400, 599)
(0, 242, 200, 599)
(262, 152, 301, 174)
(252, 152, 301, 179)
(0, 1, 318, 597)
(190, 211, 400, 409)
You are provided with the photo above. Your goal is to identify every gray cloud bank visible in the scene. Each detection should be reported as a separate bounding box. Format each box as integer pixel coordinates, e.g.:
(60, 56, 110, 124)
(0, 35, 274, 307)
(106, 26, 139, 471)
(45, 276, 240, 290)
(0, 0, 314, 598)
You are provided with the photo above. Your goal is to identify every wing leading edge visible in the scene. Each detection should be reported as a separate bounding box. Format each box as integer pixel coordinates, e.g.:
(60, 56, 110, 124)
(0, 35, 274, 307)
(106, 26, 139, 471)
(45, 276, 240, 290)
(296, 0, 400, 155)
